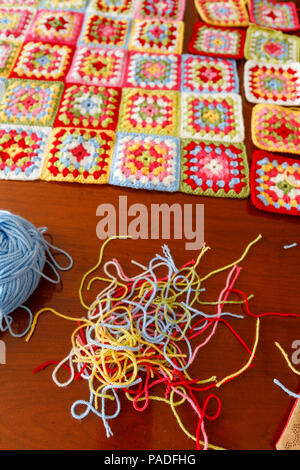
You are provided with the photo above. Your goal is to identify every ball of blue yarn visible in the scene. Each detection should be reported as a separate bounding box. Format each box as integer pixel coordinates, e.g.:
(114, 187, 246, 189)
(0, 210, 73, 337)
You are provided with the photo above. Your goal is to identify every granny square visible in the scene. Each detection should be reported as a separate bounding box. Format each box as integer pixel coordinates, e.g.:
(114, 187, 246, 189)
(11, 42, 74, 81)
(0, 8, 36, 41)
(244, 61, 300, 106)
(180, 139, 249, 198)
(195, 0, 249, 27)
(26, 10, 83, 46)
(252, 104, 300, 155)
(124, 51, 181, 90)
(118, 88, 180, 136)
(0, 78, 6, 98)
(0, 124, 52, 181)
(181, 54, 239, 93)
(244, 24, 300, 62)
(66, 47, 127, 87)
(136, 0, 186, 21)
(41, 128, 115, 184)
(39, 0, 88, 11)
(0, 79, 63, 127)
(0, 40, 21, 78)
(55, 84, 121, 130)
(78, 13, 132, 49)
(188, 22, 245, 59)
(88, 0, 136, 17)
(250, 150, 300, 216)
(129, 19, 184, 55)
(181, 92, 244, 143)
(249, 0, 300, 32)
(109, 132, 180, 192)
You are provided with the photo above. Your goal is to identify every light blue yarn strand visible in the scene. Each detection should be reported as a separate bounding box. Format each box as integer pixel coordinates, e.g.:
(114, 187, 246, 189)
(0, 210, 73, 337)
(274, 378, 300, 400)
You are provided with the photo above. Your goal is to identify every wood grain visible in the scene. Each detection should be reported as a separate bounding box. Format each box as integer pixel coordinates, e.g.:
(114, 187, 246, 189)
(0, 1, 299, 451)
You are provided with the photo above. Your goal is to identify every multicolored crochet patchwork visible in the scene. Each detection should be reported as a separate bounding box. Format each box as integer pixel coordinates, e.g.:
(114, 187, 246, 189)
(0, 8, 35, 41)
(252, 104, 300, 155)
(129, 19, 184, 55)
(180, 139, 249, 198)
(181, 92, 244, 143)
(0, 40, 21, 77)
(195, 0, 249, 27)
(188, 22, 245, 59)
(249, 0, 300, 32)
(0, 77, 6, 98)
(0, 0, 39, 5)
(136, 0, 186, 21)
(11, 42, 73, 81)
(0, 124, 52, 181)
(88, 0, 136, 16)
(181, 55, 239, 93)
(55, 84, 121, 130)
(26, 10, 83, 46)
(0, 79, 63, 127)
(118, 88, 180, 136)
(66, 47, 127, 87)
(109, 132, 180, 192)
(78, 13, 131, 49)
(39, 0, 88, 11)
(41, 128, 115, 184)
(250, 150, 300, 216)
(244, 61, 300, 106)
(124, 51, 180, 90)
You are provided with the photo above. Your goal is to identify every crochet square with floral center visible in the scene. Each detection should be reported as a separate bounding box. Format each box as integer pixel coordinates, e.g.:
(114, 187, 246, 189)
(136, 0, 186, 21)
(181, 55, 239, 93)
(244, 61, 300, 106)
(55, 84, 121, 130)
(250, 150, 300, 216)
(66, 47, 127, 87)
(0, 40, 21, 78)
(188, 22, 245, 59)
(181, 92, 244, 143)
(124, 51, 180, 90)
(118, 88, 180, 136)
(0, 124, 52, 180)
(249, 0, 300, 32)
(88, 0, 136, 17)
(129, 19, 184, 55)
(244, 25, 300, 62)
(109, 132, 180, 192)
(26, 10, 83, 46)
(252, 104, 300, 155)
(11, 42, 74, 81)
(41, 128, 115, 184)
(78, 14, 131, 49)
(195, 0, 249, 27)
(0, 8, 36, 41)
(39, 0, 88, 11)
(180, 139, 249, 198)
(0, 79, 63, 127)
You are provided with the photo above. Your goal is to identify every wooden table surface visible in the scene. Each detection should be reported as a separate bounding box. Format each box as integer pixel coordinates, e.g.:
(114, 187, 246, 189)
(0, 2, 300, 451)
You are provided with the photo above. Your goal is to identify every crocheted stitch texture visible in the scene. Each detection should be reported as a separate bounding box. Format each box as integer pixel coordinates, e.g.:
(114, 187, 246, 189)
(78, 13, 132, 49)
(181, 54, 239, 93)
(87, 0, 136, 17)
(188, 22, 245, 59)
(180, 139, 249, 198)
(244, 60, 300, 106)
(250, 150, 300, 216)
(136, 0, 186, 21)
(252, 104, 300, 155)
(181, 92, 244, 143)
(129, 19, 184, 55)
(244, 24, 300, 62)
(0, 124, 52, 180)
(195, 0, 249, 27)
(0, 7, 36, 41)
(109, 132, 181, 192)
(39, 0, 88, 11)
(249, 0, 300, 32)
(41, 127, 115, 184)
(0, 40, 21, 78)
